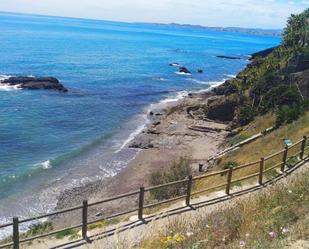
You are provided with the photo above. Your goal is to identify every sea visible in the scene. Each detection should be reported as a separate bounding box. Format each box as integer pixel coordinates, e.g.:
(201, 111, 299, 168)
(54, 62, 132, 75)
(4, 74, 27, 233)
(0, 11, 280, 235)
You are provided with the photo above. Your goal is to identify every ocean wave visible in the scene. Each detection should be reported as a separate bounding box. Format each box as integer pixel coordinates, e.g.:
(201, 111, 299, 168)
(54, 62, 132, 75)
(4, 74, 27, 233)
(116, 90, 188, 153)
(159, 90, 188, 104)
(35, 160, 52, 169)
(186, 78, 227, 87)
(186, 78, 211, 85)
(224, 74, 236, 78)
(0, 84, 22, 91)
(152, 77, 169, 82)
(0, 74, 11, 81)
(115, 115, 149, 153)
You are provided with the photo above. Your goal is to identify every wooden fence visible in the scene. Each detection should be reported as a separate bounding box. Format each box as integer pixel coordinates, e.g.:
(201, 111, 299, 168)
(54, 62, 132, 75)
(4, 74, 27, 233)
(0, 135, 308, 249)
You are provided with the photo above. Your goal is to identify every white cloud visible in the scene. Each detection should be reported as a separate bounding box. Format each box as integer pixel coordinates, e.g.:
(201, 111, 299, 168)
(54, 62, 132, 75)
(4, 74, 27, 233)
(0, 0, 306, 28)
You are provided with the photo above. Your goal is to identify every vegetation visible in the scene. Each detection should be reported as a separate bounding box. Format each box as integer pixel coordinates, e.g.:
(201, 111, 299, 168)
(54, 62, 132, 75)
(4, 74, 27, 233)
(218, 111, 309, 170)
(283, 8, 309, 47)
(149, 157, 191, 200)
(55, 228, 79, 240)
(141, 168, 309, 249)
(208, 8, 309, 128)
(88, 218, 120, 230)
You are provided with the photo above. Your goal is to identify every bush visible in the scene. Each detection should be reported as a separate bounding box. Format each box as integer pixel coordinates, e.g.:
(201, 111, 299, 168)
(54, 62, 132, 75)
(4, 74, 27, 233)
(239, 105, 255, 126)
(260, 85, 302, 113)
(275, 104, 304, 127)
(26, 222, 53, 237)
(149, 157, 191, 200)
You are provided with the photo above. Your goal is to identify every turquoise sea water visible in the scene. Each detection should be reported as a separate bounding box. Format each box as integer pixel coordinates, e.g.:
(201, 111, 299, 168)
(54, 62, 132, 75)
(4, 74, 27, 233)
(0, 12, 280, 225)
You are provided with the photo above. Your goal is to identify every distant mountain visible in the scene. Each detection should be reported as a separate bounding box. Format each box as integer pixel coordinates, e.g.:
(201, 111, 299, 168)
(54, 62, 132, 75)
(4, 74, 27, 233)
(136, 22, 282, 37)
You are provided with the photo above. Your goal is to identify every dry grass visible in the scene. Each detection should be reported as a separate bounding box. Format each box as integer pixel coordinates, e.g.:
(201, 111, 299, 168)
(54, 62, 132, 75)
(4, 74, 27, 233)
(222, 112, 309, 165)
(140, 167, 309, 249)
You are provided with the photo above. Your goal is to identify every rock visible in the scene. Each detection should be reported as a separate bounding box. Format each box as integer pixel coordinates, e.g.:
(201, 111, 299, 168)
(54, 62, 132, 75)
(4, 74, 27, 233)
(149, 111, 154, 116)
(212, 79, 239, 96)
(147, 128, 160, 135)
(155, 113, 163, 116)
(206, 96, 238, 122)
(284, 53, 309, 74)
(216, 55, 242, 60)
(129, 138, 154, 149)
(152, 121, 161, 126)
(2, 76, 68, 92)
(95, 212, 103, 217)
(250, 46, 279, 60)
(197, 69, 203, 73)
(179, 67, 192, 74)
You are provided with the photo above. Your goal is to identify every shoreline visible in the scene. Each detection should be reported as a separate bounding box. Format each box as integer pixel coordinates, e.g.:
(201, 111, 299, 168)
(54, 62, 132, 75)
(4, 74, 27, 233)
(53, 83, 231, 228)
(0, 83, 221, 236)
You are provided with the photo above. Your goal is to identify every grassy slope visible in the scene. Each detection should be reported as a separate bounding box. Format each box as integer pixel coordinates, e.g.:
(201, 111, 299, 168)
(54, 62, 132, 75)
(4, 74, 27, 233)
(219, 111, 309, 167)
(141, 164, 309, 249)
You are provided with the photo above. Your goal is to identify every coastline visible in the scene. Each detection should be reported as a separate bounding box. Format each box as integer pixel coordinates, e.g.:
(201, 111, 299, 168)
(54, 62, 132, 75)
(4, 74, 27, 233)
(53, 83, 231, 228)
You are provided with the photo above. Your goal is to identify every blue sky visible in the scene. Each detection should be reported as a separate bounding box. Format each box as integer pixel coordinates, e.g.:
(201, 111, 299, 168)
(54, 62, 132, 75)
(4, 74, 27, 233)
(0, 0, 308, 28)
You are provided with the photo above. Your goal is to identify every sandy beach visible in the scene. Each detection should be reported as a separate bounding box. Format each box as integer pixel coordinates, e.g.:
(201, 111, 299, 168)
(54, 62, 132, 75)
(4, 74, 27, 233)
(53, 89, 230, 227)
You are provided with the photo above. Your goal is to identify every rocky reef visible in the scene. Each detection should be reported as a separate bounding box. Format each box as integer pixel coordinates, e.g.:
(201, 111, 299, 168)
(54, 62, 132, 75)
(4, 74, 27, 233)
(1, 76, 68, 92)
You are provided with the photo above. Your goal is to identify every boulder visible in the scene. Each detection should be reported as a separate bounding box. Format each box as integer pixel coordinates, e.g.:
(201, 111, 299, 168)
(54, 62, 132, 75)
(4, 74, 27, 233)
(2, 76, 68, 92)
(206, 95, 238, 122)
(179, 67, 192, 74)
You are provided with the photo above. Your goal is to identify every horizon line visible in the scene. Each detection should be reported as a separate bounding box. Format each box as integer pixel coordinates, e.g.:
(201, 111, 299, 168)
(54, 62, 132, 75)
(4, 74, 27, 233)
(0, 10, 283, 31)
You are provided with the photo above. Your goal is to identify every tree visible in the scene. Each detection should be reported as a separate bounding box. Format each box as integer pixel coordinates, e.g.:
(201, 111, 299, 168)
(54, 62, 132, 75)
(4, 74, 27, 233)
(283, 8, 309, 47)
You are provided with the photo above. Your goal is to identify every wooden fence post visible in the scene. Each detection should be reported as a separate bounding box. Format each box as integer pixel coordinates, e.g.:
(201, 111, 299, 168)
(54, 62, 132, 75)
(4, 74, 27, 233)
(281, 145, 289, 172)
(259, 157, 265, 185)
(300, 136, 307, 160)
(13, 217, 19, 249)
(82, 200, 88, 240)
(226, 167, 233, 195)
(186, 175, 193, 206)
(138, 187, 145, 220)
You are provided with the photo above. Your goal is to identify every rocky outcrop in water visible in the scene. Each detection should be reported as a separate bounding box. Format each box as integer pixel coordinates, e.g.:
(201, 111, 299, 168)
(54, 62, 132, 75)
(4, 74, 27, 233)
(1, 77, 68, 92)
(250, 46, 279, 60)
(179, 67, 192, 74)
(216, 55, 242, 60)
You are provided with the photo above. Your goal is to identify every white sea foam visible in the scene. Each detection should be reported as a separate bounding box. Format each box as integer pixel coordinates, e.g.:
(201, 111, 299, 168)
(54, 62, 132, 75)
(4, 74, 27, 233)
(35, 160, 52, 169)
(175, 71, 192, 76)
(115, 114, 149, 153)
(0, 75, 21, 91)
(115, 90, 188, 153)
(153, 77, 169, 82)
(169, 63, 182, 67)
(186, 78, 211, 85)
(159, 90, 188, 104)
(224, 74, 236, 78)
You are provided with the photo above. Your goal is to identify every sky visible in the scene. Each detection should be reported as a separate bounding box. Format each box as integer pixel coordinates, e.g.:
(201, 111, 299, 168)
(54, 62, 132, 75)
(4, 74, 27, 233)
(0, 0, 308, 29)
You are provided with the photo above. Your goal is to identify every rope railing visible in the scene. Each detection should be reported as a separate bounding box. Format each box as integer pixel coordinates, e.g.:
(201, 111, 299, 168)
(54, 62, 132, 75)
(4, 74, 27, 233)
(0, 135, 308, 249)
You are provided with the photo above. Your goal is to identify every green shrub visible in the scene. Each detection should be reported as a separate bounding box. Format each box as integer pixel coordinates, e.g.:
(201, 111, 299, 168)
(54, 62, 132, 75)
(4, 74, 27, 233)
(275, 104, 304, 127)
(283, 8, 309, 47)
(27, 222, 53, 236)
(55, 228, 78, 239)
(239, 105, 255, 126)
(149, 157, 191, 200)
(230, 134, 250, 146)
(260, 85, 302, 113)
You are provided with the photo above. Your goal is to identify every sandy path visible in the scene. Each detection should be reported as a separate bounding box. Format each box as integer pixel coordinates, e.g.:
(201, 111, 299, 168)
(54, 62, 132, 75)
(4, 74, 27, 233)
(25, 160, 309, 249)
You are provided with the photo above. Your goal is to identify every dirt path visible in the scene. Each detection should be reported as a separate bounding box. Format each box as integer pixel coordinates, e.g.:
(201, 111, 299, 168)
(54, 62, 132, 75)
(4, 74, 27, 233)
(25, 160, 309, 249)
